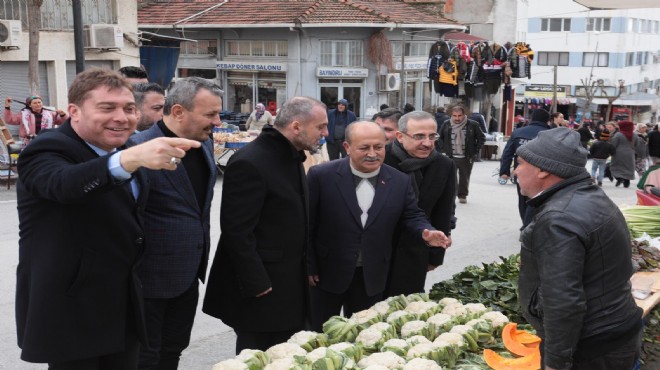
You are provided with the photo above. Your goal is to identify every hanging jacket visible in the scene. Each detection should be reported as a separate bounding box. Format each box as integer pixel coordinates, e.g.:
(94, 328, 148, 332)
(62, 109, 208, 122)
(439, 59, 459, 86)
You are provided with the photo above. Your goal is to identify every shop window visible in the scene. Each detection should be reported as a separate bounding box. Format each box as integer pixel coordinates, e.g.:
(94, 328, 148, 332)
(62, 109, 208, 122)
(582, 52, 608, 67)
(178, 68, 217, 79)
(541, 18, 571, 32)
(537, 52, 569, 66)
(320, 40, 364, 67)
(225, 40, 288, 57)
(391, 41, 436, 57)
(586, 17, 610, 32)
(180, 40, 218, 56)
(626, 52, 636, 66)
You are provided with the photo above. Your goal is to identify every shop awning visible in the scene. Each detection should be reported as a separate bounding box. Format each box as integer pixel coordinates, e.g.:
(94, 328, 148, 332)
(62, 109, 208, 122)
(442, 31, 487, 42)
(573, 0, 660, 9)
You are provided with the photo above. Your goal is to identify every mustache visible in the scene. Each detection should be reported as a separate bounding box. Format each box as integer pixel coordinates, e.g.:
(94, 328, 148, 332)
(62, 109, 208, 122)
(363, 156, 381, 162)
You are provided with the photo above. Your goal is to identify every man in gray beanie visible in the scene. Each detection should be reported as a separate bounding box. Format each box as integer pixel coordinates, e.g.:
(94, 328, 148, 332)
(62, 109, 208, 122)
(326, 98, 357, 160)
(515, 128, 642, 370)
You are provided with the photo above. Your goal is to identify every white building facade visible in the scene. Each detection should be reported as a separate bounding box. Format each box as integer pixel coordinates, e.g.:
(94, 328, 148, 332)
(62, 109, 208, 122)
(525, 0, 660, 123)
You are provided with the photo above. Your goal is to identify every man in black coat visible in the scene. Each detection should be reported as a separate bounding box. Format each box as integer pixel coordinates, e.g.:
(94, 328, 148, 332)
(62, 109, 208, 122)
(384, 111, 456, 297)
(15, 68, 200, 368)
(203, 97, 329, 353)
(306, 121, 450, 331)
(132, 78, 222, 369)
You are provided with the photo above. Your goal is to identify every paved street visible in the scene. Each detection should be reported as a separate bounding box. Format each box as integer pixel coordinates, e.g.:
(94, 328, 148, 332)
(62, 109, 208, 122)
(0, 159, 638, 369)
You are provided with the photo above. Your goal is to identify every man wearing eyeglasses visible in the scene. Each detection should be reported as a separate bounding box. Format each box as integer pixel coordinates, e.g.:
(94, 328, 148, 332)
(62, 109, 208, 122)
(384, 111, 457, 297)
(307, 121, 451, 331)
(438, 105, 485, 204)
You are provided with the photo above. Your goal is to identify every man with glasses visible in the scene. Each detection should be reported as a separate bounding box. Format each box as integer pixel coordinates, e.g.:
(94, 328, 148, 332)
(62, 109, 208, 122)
(384, 111, 456, 297)
(438, 105, 485, 204)
(307, 121, 450, 331)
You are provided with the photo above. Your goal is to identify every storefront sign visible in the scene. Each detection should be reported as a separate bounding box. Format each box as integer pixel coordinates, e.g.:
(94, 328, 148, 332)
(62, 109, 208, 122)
(316, 67, 368, 78)
(217, 61, 287, 72)
(524, 85, 566, 98)
(394, 61, 427, 71)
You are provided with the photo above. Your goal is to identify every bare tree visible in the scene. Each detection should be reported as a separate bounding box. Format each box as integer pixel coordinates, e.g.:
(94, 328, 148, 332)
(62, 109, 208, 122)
(27, 0, 43, 95)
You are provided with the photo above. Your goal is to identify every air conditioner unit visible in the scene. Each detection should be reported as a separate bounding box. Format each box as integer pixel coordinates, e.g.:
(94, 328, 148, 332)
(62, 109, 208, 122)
(84, 24, 124, 49)
(379, 73, 400, 92)
(0, 20, 22, 47)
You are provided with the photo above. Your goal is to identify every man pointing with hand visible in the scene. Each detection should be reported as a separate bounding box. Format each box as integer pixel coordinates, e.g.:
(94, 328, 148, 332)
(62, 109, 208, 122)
(15, 68, 199, 369)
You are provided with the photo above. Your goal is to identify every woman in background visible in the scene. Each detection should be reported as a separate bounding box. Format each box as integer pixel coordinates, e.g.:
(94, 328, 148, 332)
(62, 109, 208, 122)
(245, 103, 273, 132)
(4, 96, 67, 146)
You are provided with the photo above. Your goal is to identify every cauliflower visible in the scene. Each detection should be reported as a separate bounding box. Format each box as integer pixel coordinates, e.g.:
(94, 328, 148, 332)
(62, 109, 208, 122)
(234, 349, 269, 369)
(382, 338, 408, 348)
(363, 365, 390, 370)
(264, 358, 295, 370)
(434, 332, 464, 347)
(328, 342, 362, 362)
(287, 331, 317, 346)
(465, 319, 487, 327)
(351, 308, 381, 325)
(438, 297, 459, 306)
(480, 311, 510, 328)
(358, 351, 406, 369)
(406, 342, 436, 358)
(441, 303, 467, 318)
(386, 310, 409, 322)
(404, 301, 438, 315)
(426, 313, 452, 327)
(370, 322, 393, 333)
(211, 359, 248, 370)
(406, 335, 432, 346)
(449, 325, 471, 335)
(400, 320, 427, 338)
(464, 303, 487, 314)
(356, 328, 384, 347)
(371, 301, 392, 315)
(266, 342, 306, 360)
(403, 357, 443, 370)
(306, 347, 327, 363)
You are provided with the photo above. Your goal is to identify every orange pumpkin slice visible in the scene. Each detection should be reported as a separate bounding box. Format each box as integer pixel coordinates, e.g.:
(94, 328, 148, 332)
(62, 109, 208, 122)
(513, 329, 541, 345)
(502, 323, 541, 357)
(483, 348, 541, 370)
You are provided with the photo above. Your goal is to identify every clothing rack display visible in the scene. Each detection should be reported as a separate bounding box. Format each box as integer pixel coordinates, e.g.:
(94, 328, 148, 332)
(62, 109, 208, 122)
(427, 39, 534, 99)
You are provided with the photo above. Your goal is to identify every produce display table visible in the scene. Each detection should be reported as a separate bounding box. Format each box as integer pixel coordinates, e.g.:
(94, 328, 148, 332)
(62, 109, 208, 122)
(633, 271, 660, 317)
(213, 130, 256, 173)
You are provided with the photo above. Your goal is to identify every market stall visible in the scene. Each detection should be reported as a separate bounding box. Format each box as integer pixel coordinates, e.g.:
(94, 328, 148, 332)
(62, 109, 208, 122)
(213, 129, 257, 173)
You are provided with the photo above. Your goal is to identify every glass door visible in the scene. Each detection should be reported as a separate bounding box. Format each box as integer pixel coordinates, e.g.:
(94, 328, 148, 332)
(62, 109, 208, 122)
(319, 79, 363, 118)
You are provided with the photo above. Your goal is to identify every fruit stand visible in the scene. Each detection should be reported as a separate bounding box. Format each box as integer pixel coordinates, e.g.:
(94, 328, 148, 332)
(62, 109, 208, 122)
(213, 129, 257, 173)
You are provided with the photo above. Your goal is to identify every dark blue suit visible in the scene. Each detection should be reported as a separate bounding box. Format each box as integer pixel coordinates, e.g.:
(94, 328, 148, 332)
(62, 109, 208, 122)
(307, 158, 434, 329)
(132, 123, 216, 368)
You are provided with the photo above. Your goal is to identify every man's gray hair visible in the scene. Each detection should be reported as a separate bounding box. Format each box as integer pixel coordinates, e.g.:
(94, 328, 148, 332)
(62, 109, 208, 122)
(274, 96, 326, 129)
(345, 120, 385, 144)
(132, 82, 165, 107)
(164, 77, 223, 115)
(398, 111, 436, 132)
(450, 105, 467, 115)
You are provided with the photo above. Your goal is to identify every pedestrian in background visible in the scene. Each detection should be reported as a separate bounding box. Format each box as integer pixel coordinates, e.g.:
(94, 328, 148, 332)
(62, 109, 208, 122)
(15, 68, 200, 368)
(372, 107, 403, 144)
(326, 98, 356, 160)
(119, 66, 149, 84)
(132, 82, 165, 133)
(384, 111, 456, 297)
(434, 106, 450, 132)
(589, 131, 615, 187)
(577, 122, 594, 149)
(610, 121, 644, 188)
(516, 128, 642, 370)
(499, 108, 550, 226)
(132, 77, 222, 369)
(635, 123, 649, 177)
(245, 103, 274, 132)
(203, 97, 328, 353)
(4, 96, 68, 146)
(438, 105, 485, 204)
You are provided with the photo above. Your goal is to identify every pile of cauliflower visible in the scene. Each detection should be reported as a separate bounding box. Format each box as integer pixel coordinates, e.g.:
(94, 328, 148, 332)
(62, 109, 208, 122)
(212, 293, 510, 370)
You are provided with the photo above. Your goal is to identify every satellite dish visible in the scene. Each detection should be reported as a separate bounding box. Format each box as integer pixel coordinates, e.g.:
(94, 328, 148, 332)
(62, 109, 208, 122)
(0, 22, 8, 43)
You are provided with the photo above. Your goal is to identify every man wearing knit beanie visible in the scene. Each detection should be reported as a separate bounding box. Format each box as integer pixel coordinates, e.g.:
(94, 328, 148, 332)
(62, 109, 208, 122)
(516, 129, 642, 370)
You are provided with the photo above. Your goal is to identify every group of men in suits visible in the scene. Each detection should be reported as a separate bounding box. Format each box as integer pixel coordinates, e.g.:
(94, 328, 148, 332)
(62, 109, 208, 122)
(15, 69, 456, 368)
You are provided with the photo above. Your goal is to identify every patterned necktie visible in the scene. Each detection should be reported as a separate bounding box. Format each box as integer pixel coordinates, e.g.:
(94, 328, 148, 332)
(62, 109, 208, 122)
(356, 178, 375, 227)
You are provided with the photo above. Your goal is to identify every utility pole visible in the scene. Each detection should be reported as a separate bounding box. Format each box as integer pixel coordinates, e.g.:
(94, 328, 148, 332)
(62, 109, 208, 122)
(399, 32, 406, 109)
(72, 0, 85, 73)
(550, 66, 558, 114)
